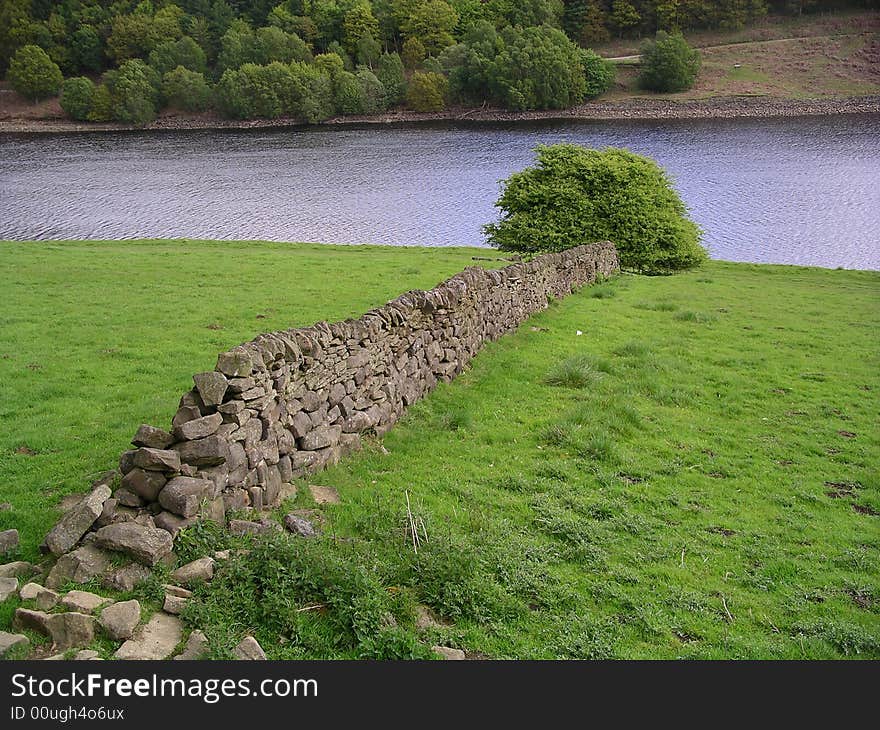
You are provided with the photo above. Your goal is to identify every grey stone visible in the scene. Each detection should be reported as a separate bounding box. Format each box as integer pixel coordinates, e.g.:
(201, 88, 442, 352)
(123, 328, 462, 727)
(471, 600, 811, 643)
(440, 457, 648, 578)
(171, 557, 214, 585)
(61, 590, 110, 614)
(343, 411, 373, 433)
(46, 545, 111, 589)
(283, 514, 316, 538)
(173, 435, 229, 467)
(95, 498, 119, 527)
(0, 561, 34, 579)
(102, 564, 150, 592)
(164, 584, 193, 599)
(13, 608, 50, 634)
(154, 511, 194, 538)
(174, 412, 223, 441)
(229, 519, 277, 536)
(158, 476, 214, 518)
(114, 488, 143, 508)
(74, 649, 102, 660)
(131, 424, 174, 449)
(44, 483, 112, 555)
(122, 468, 168, 503)
(233, 635, 266, 660)
(0, 528, 19, 554)
(174, 630, 208, 660)
(100, 599, 141, 640)
(163, 593, 187, 615)
(172, 405, 202, 428)
(93, 523, 173, 566)
(432, 645, 466, 660)
(300, 391, 321, 412)
(308, 484, 340, 505)
(299, 425, 341, 451)
(199, 496, 226, 525)
(0, 576, 18, 601)
(19, 582, 60, 610)
(132, 447, 181, 473)
(278, 455, 292, 482)
(193, 371, 228, 407)
(119, 449, 137, 475)
(290, 411, 312, 439)
(114, 613, 182, 660)
(0, 631, 29, 657)
(46, 612, 96, 651)
(216, 349, 253, 377)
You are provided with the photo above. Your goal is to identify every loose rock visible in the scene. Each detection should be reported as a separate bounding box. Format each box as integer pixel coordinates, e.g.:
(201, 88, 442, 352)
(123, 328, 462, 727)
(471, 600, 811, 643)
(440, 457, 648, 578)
(132, 424, 174, 449)
(132, 447, 182, 472)
(158, 476, 214, 518)
(174, 629, 209, 660)
(283, 513, 317, 537)
(233, 635, 266, 660)
(46, 545, 111, 589)
(102, 563, 150, 592)
(44, 484, 112, 555)
(0, 561, 34, 579)
(100, 599, 141, 641)
(0, 528, 19, 553)
(46, 612, 96, 651)
(0, 576, 18, 601)
(163, 594, 187, 615)
(308, 484, 340, 505)
(61, 590, 111, 614)
(432, 645, 466, 660)
(0, 631, 29, 657)
(114, 612, 182, 660)
(93, 523, 173, 566)
(171, 557, 214, 585)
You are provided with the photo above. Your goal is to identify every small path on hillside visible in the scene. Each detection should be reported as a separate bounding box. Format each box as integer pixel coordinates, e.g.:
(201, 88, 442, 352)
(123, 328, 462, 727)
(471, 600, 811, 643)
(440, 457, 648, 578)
(603, 31, 869, 62)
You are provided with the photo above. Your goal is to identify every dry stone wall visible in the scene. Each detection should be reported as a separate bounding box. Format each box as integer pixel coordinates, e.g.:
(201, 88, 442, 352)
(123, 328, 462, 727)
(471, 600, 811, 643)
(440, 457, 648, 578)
(104, 242, 619, 537)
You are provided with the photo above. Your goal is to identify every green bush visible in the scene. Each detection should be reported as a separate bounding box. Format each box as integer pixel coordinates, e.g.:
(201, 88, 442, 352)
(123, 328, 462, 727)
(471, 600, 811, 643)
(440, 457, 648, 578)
(356, 68, 387, 114)
(580, 49, 615, 99)
(149, 35, 207, 76)
(109, 59, 160, 125)
(484, 144, 707, 274)
(59, 76, 95, 120)
(86, 84, 114, 122)
(376, 52, 406, 105)
(162, 66, 212, 112)
(335, 69, 366, 114)
(8, 44, 63, 101)
(638, 31, 701, 93)
(69, 25, 103, 74)
(406, 71, 448, 112)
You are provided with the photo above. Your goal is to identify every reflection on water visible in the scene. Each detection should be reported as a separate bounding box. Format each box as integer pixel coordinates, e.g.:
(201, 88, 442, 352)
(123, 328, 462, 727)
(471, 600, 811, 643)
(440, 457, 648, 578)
(1, 114, 878, 269)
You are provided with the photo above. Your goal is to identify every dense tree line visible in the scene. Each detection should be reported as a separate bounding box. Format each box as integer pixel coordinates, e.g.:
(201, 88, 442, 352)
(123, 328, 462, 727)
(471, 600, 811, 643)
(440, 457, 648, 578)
(0, 1, 872, 124)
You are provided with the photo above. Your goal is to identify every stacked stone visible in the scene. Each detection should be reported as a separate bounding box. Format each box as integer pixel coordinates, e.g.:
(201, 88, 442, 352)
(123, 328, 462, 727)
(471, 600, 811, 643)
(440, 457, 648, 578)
(43, 243, 619, 550)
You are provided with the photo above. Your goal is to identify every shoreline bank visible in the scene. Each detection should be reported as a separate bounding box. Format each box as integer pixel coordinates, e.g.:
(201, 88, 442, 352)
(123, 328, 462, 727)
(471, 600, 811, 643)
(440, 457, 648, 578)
(1, 94, 878, 135)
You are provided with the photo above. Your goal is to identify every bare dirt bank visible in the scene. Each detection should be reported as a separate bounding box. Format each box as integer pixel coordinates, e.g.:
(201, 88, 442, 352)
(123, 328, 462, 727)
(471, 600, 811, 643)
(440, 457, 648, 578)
(1, 95, 878, 135)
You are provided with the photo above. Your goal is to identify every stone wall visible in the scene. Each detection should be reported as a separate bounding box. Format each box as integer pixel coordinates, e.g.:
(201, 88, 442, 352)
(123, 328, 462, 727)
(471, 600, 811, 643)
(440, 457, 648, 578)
(104, 242, 619, 537)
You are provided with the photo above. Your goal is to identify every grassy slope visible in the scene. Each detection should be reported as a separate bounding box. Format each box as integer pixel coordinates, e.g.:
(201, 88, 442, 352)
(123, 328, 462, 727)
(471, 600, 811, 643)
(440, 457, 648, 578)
(1, 241, 878, 659)
(602, 10, 880, 100)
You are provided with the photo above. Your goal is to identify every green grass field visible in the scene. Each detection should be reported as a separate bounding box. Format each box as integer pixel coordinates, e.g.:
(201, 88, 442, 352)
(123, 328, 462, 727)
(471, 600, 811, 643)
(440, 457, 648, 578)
(1, 240, 878, 659)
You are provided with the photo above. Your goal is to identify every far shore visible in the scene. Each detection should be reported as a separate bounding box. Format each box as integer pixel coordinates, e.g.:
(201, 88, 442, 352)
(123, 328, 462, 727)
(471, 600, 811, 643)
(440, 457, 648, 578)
(1, 94, 878, 135)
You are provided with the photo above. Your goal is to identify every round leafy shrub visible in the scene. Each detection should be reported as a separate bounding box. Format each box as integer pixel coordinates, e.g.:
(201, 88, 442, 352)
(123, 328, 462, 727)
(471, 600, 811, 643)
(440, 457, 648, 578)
(162, 66, 211, 112)
(638, 32, 701, 93)
(580, 49, 615, 99)
(60, 76, 96, 120)
(484, 144, 707, 274)
(406, 71, 448, 112)
(109, 59, 160, 125)
(8, 45, 63, 101)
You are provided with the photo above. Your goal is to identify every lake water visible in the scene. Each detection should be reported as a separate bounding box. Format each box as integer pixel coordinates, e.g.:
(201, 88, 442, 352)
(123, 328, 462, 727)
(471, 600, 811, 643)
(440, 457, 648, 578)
(1, 114, 878, 269)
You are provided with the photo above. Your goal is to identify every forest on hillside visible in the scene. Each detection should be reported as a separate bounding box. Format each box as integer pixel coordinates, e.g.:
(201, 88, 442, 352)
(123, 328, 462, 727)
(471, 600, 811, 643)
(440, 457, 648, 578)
(1, 1, 873, 124)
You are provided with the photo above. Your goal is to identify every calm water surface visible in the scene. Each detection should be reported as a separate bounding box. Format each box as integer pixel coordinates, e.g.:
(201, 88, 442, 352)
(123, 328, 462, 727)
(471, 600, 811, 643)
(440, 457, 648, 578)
(1, 114, 878, 269)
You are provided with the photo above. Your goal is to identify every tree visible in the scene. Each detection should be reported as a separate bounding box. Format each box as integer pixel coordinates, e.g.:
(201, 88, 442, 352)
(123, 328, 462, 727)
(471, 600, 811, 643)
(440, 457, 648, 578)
(7, 44, 63, 101)
(357, 68, 388, 113)
(149, 35, 208, 75)
(439, 20, 501, 104)
(69, 24, 104, 73)
(87, 83, 114, 121)
(60, 76, 96, 120)
(107, 6, 185, 61)
(334, 69, 366, 114)
(401, 0, 459, 56)
(484, 144, 706, 273)
(109, 59, 161, 125)
(401, 36, 425, 68)
(489, 26, 586, 110)
(343, 1, 380, 55)
(638, 31, 700, 92)
(162, 65, 212, 110)
(376, 51, 406, 104)
(356, 32, 382, 67)
(487, 0, 564, 28)
(577, 1, 610, 45)
(610, 0, 641, 37)
(406, 70, 447, 111)
(580, 49, 615, 98)
(0, 0, 32, 75)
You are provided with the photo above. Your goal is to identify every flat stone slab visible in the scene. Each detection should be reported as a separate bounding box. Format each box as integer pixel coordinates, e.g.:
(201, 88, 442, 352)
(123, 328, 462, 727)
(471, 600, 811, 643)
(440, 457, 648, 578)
(233, 636, 266, 660)
(170, 557, 214, 585)
(174, 629, 208, 660)
(61, 590, 111, 614)
(308, 485, 340, 505)
(0, 576, 18, 602)
(0, 528, 19, 553)
(114, 613, 182, 660)
(46, 545, 111, 589)
(432, 645, 466, 660)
